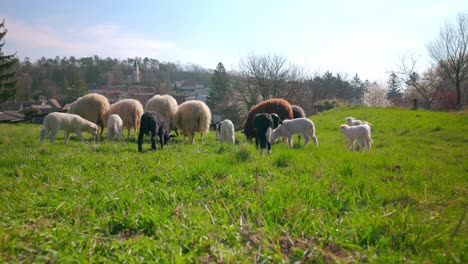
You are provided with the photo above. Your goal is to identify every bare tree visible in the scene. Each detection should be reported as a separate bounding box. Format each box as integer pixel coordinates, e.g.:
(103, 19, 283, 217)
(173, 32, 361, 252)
(399, 53, 446, 109)
(427, 12, 468, 108)
(233, 54, 307, 110)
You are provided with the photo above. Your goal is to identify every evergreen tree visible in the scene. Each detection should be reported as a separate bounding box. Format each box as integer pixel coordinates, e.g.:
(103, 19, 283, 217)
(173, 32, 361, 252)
(386, 71, 402, 103)
(207, 62, 230, 110)
(0, 19, 19, 103)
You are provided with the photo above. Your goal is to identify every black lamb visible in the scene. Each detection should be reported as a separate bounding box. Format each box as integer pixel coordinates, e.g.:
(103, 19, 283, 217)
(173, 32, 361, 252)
(138, 111, 171, 152)
(254, 113, 281, 154)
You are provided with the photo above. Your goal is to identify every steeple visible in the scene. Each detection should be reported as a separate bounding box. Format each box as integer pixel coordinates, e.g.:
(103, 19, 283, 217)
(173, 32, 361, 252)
(132, 59, 140, 83)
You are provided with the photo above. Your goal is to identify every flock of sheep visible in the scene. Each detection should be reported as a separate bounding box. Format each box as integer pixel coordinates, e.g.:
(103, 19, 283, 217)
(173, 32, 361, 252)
(38, 93, 373, 153)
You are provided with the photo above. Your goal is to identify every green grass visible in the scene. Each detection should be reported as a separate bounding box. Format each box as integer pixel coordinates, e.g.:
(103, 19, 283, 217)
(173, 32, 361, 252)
(0, 106, 466, 263)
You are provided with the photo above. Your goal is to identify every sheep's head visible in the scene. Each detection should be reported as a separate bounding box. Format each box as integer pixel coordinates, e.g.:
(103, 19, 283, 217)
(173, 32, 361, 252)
(345, 117, 354, 125)
(339, 124, 349, 134)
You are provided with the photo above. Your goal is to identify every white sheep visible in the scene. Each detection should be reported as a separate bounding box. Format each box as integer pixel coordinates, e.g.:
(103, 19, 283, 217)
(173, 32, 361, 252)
(145, 94, 179, 133)
(68, 93, 110, 138)
(345, 117, 363, 126)
(217, 119, 235, 144)
(175, 100, 211, 144)
(108, 99, 144, 139)
(107, 114, 123, 141)
(39, 112, 98, 144)
(340, 123, 373, 152)
(270, 118, 318, 148)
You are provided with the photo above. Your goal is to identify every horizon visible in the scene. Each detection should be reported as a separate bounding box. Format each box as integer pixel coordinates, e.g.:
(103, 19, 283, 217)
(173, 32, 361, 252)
(2, 0, 467, 83)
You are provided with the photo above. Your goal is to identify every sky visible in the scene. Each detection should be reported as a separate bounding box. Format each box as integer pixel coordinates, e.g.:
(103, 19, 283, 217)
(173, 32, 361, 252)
(1, 0, 466, 82)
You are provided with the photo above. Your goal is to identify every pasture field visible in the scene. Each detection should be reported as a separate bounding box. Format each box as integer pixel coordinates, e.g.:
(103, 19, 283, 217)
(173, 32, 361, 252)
(0, 107, 466, 263)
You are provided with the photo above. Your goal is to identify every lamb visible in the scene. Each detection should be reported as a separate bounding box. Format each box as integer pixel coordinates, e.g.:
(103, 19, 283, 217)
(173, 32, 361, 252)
(68, 93, 110, 139)
(108, 99, 144, 139)
(243, 98, 293, 141)
(107, 114, 123, 141)
(270, 118, 318, 148)
(254, 113, 281, 155)
(145, 94, 179, 134)
(217, 119, 235, 144)
(340, 123, 373, 152)
(292, 104, 306, 142)
(39, 112, 98, 144)
(138, 112, 172, 152)
(174, 100, 211, 144)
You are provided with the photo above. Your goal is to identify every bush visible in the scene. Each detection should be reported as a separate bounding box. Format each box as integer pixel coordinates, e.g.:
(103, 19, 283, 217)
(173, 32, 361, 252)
(313, 99, 343, 113)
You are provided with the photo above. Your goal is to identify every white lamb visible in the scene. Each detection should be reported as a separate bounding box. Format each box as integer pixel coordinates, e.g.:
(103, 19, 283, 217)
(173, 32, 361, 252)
(39, 112, 98, 144)
(217, 119, 235, 144)
(345, 117, 363, 126)
(340, 123, 373, 152)
(270, 118, 318, 148)
(107, 114, 123, 141)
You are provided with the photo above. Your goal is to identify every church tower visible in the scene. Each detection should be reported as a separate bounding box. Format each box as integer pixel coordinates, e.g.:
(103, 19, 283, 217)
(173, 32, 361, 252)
(132, 59, 140, 83)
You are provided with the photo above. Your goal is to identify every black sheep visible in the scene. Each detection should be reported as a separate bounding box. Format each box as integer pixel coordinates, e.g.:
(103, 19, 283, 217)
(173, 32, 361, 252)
(254, 113, 281, 154)
(138, 112, 171, 152)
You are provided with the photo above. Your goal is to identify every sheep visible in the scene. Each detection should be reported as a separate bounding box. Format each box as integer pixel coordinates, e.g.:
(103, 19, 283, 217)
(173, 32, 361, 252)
(175, 100, 211, 144)
(39, 112, 98, 144)
(217, 119, 235, 144)
(270, 118, 318, 148)
(108, 99, 144, 140)
(138, 111, 172, 152)
(68, 93, 110, 139)
(107, 114, 123, 141)
(145, 94, 179, 134)
(243, 98, 293, 141)
(254, 113, 281, 155)
(292, 105, 306, 119)
(340, 123, 373, 152)
(292, 104, 306, 142)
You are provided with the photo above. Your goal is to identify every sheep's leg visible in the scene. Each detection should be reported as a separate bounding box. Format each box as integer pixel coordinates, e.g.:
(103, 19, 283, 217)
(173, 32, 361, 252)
(76, 130, 85, 143)
(49, 128, 59, 143)
(63, 131, 71, 144)
(312, 136, 318, 147)
(39, 128, 47, 143)
(137, 130, 144, 152)
(150, 129, 157, 150)
(302, 133, 309, 147)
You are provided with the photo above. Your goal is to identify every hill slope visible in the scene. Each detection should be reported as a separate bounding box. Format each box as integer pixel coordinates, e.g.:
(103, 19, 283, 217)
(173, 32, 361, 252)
(0, 107, 466, 262)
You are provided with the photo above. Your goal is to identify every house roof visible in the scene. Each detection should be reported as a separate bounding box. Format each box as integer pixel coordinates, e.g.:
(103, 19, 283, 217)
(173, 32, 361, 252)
(48, 99, 62, 109)
(0, 112, 20, 122)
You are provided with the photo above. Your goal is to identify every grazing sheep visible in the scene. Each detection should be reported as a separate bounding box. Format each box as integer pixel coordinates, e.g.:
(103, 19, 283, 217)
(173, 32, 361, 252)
(270, 118, 318, 148)
(175, 100, 211, 144)
(292, 105, 306, 119)
(217, 119, 235, 144)
(254, 113, 281, 155)
(340, 123, 373, 152)
(39, 112, 98, 144)
(108, 99, 144, 140)
(138, 112, 172, 152)
(145, 94, 179, 133)
(243, 98, 293, 141)
(68, 93, 110, 138)
(107, 114, 123, 141)
(292, 104, 306, 142)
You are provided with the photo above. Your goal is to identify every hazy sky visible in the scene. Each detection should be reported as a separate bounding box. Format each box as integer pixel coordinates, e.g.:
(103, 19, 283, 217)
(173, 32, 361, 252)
(1, 0, 466, 82)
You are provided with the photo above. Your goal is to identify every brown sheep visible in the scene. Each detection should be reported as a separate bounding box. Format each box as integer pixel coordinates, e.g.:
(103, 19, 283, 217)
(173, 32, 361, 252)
(68, 93, 110, 138)
(108, 99, 144, 139)
(242, 98, 293, 141)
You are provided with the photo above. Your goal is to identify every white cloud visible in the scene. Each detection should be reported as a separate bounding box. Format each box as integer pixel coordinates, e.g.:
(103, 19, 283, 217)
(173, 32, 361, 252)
(3, 18, 177, 60)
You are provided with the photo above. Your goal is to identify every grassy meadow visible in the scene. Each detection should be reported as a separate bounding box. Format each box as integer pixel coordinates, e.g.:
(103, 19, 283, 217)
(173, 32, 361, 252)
(0, 106, 466, 263)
